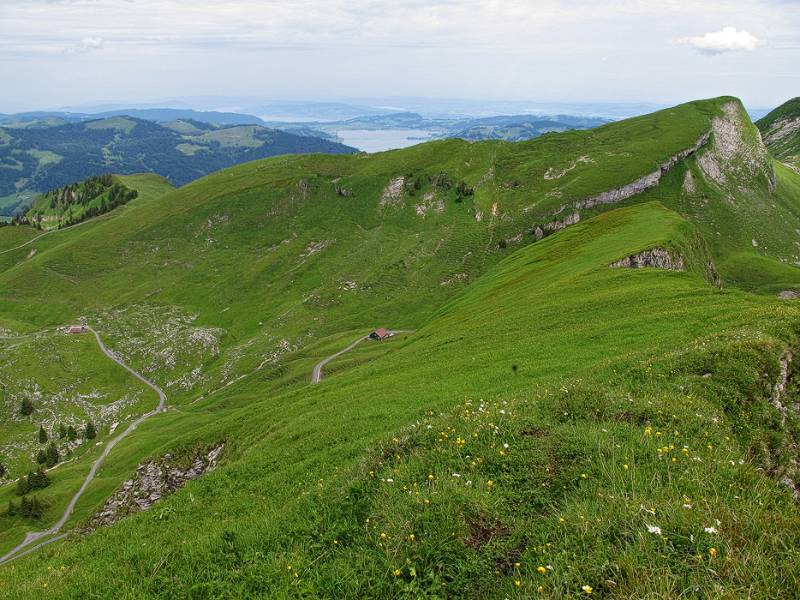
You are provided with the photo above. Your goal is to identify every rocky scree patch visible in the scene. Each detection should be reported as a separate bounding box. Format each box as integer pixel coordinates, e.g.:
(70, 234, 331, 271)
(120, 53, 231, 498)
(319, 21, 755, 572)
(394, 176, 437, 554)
(83, 443, 224, 531)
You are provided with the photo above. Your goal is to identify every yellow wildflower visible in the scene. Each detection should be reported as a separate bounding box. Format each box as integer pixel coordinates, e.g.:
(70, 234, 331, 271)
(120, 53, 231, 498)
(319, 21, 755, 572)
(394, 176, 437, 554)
(709, 547, 718, 558)
(537, 566, 546, 574)
(515, 580, 521, 588)
(582, 584, 593, 594)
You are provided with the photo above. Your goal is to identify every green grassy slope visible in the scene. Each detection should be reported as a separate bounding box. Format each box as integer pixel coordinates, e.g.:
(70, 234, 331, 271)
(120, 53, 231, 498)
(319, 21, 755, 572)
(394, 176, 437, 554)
(2, 97, 800, 596)
(757, 97, 800, 171)
(2, 203, 800, 597)
(2, 98, 798, 392)
(0, 173, 174, 277)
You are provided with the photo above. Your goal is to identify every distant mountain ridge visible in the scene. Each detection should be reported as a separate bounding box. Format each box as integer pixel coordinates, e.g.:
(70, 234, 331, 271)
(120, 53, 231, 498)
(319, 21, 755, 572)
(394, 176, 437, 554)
(0, 116, 356, 216)
(0, 108, 269, 128)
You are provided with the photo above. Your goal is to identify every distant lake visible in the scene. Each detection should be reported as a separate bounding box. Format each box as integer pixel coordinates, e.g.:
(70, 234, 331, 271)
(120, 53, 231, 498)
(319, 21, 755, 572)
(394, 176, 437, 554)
(335, 129, 436, 153)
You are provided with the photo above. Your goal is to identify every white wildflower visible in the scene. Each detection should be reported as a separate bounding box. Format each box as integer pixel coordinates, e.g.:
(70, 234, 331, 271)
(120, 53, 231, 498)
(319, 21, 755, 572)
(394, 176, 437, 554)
(646, 525, 662, 535)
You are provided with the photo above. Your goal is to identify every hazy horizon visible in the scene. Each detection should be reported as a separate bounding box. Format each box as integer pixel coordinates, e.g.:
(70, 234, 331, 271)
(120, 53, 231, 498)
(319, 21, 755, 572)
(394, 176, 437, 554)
(2, 1, 798, 114)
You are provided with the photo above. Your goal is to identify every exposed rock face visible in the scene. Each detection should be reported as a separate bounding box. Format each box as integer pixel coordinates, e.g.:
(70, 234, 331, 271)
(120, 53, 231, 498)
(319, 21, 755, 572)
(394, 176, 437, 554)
(552, 131, 711, 216)
(84, 443, 224, 531)
(698, 101, 775, 191)
(761, 116, 800, 147)
(544, 155, 594, 180)
(772, 351, 793, 426)
(682, 170, 697, 195)
(380, 176, 405, 207)
(543, 212, 580, 232)
(609, 248, 685, 271)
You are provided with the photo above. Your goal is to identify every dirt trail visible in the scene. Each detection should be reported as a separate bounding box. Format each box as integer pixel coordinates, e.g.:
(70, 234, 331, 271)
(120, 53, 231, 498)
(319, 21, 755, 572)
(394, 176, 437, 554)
(311, 329, 412, 384)
(0, 219, 95, 257)
(0, 327, 166, 566)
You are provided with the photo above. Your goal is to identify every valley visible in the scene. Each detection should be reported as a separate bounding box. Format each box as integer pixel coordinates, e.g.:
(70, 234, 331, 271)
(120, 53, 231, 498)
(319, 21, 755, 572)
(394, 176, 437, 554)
(1, 95, 800, 597)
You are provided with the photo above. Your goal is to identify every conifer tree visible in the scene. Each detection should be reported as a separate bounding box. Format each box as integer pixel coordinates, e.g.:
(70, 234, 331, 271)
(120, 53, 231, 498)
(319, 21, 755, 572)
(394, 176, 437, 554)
(38, 425, 48, 443)
(16, 476, 30, 496)
(84, 421, 97, 440)
(45, 443, 59, 468)
(20, 398, 34, 416)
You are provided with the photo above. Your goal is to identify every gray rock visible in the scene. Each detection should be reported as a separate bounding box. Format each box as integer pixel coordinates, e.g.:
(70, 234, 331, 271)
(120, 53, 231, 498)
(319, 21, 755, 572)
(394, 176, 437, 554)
(609, 248, 685, 271)
(83, 443, 224, 531)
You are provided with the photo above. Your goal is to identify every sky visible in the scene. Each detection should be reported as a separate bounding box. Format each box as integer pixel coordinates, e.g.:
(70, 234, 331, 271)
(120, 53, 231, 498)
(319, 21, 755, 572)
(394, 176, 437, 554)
(1, 0, 798, 113)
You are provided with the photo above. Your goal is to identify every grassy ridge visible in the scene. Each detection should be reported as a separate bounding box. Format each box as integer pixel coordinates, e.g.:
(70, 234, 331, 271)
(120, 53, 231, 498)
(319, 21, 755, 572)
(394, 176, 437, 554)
(1, 98, 800, 596)
(2, 203, 799, 597)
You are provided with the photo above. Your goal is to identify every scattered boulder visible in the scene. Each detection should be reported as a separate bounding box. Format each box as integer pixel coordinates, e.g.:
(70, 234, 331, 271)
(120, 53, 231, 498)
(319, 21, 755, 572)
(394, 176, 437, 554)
(778, 290, 800, 300)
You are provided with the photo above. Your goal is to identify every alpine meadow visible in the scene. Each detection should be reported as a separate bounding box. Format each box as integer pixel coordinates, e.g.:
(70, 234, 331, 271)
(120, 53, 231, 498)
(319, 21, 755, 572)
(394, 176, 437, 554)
(2, 1, 800, 598)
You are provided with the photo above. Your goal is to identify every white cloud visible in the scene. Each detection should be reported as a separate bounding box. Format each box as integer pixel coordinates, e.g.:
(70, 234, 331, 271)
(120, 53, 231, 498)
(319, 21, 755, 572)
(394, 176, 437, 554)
(679, 26, 761, 54)
(76, 36, 104, 52)
(62, 36, 105, 54)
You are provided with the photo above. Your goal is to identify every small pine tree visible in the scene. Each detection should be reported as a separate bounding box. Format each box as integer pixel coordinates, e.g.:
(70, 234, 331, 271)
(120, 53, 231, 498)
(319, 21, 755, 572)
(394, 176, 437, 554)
(38, 425, 48, 443)
(45, 443, 59, 468)
(67, 425, 78, 441)
(36, 449, 47, 465)
(0, 461, 6, 478)
(20, 398, 34, 416)
(29, 467, 50, 490)
(7, 499, 18, 517)
(84, 421, 97, 440)
(28, 496, 44, 519)
(59, 424, 68, 439)
(16, 476, 30, 496)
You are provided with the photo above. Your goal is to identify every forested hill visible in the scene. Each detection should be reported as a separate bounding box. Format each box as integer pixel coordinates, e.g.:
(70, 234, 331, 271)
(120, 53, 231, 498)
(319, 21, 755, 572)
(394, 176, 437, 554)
(23, 174, 154, 230)
(0, 116, 356, 216)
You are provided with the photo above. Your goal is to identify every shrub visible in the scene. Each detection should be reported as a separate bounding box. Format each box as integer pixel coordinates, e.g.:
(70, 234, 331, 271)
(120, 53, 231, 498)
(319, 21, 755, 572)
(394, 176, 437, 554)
(20, 398, 34, 416)
(84, 421, 97, 440)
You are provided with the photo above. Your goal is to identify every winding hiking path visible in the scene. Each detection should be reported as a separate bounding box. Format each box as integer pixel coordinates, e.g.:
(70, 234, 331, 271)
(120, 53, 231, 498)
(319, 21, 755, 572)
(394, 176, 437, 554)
(0, 219, 93, 257)
(0, 327, 167, 566)
(311, 329, 412, 384)
(1, 326, 408, 564)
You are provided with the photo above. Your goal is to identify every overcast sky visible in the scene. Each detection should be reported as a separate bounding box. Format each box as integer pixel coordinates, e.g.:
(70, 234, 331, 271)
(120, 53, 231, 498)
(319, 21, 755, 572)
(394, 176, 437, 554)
(1, 0, 798, 112)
